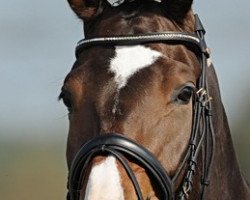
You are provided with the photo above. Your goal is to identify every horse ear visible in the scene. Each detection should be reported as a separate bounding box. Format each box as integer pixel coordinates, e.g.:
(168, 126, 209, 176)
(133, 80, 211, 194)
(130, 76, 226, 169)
(68, 0, 103, 21)
(165, 0, 193, 20)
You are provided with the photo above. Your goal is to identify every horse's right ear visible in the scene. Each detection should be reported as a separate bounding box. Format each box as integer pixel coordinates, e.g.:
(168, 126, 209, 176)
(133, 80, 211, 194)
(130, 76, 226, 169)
(68, 0, 103, 21)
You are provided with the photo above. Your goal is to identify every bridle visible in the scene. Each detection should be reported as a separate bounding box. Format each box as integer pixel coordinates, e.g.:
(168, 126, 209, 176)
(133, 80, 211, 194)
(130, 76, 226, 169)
(66, 14, 215, 200)
(67, 13, 215, 200)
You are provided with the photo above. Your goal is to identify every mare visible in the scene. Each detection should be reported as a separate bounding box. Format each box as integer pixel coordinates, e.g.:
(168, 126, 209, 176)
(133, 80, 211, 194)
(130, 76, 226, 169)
(59, 0, 250, 199)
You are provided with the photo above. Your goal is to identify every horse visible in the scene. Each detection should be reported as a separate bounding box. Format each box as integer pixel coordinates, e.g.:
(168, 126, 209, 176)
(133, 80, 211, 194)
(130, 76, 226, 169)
(59, 0, 250, 199)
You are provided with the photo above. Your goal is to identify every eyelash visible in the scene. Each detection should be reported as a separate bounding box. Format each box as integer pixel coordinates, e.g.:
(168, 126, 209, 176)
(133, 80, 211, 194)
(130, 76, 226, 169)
(59, 90, 72, 111)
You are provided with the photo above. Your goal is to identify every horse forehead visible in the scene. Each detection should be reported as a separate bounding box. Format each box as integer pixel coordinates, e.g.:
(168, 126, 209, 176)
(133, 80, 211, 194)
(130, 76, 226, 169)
(109, 45, 162, 89)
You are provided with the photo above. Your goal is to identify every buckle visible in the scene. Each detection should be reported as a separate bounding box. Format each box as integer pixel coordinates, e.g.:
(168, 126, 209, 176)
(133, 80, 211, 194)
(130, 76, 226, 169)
(196, 88, 212, 107)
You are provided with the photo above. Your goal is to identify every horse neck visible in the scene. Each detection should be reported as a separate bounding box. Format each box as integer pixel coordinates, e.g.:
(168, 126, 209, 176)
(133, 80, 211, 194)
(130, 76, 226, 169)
(205, 65, 250, 199)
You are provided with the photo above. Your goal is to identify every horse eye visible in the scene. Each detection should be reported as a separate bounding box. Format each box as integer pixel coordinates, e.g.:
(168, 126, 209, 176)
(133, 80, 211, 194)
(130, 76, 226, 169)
(59, 90, 72, 110)
(176, 86, 194, 104)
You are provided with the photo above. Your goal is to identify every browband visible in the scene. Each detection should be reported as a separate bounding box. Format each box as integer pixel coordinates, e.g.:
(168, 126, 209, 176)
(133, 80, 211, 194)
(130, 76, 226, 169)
(75, 32, 202, 58)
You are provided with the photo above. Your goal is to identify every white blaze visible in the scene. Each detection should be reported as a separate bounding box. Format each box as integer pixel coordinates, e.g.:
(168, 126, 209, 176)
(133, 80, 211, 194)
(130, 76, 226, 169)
(84, 156, 124, 200)
(109, 45, 162, 89)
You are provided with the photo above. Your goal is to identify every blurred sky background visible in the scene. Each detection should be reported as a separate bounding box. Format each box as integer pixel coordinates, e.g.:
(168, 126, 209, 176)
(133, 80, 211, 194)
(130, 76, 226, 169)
(0, 0, 250, 199)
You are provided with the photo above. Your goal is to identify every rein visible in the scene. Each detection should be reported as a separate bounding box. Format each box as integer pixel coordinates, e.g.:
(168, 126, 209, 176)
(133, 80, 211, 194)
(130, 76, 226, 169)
(67, 14, 215, 200)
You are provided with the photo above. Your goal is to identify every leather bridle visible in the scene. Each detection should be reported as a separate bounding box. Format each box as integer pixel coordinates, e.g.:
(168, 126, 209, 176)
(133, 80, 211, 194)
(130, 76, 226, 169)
(66, 14, 215, 200)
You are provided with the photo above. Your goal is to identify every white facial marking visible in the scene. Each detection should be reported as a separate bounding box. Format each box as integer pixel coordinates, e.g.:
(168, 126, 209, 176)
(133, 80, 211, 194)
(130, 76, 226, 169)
(109, 45, 162, 89)
(84, 156, 124, 200)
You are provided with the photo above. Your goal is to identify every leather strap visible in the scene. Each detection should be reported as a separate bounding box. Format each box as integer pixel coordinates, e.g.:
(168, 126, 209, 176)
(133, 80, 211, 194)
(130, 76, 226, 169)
(75, 32, 201, 58)
(68, 134, 174, 200)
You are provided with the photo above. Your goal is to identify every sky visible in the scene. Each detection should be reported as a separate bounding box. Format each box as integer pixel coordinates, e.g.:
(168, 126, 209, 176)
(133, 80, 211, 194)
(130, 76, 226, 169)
(0, 0, 250, 143)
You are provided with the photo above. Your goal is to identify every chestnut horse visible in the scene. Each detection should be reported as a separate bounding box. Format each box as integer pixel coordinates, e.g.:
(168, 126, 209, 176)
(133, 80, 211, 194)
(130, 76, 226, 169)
(60, 0, 250, 199)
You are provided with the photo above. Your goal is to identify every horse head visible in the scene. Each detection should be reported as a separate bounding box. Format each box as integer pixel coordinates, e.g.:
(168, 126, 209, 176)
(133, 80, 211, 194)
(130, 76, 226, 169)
(60, 0, 250, 199)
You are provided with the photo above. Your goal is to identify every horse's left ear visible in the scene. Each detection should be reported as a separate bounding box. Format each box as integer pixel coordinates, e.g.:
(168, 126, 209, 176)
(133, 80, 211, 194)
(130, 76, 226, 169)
(68, 0, 104, 21)
(165, 0, 193, 20)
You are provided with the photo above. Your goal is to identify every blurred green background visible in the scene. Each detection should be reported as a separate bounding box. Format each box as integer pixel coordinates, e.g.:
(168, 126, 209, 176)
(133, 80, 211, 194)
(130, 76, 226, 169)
(0, 0, 249, 199)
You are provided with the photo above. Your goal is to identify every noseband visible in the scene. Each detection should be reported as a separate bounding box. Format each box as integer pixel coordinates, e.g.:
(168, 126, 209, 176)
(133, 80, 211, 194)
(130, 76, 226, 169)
(67, 14, 215, 200)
